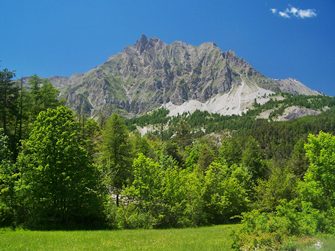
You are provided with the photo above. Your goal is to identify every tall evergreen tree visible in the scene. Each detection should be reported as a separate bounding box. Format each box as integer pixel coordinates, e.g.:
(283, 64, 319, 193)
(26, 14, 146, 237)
(101, 114, 133, 206)
(28, 75, 60, 120)
(0, 69, 18, 137)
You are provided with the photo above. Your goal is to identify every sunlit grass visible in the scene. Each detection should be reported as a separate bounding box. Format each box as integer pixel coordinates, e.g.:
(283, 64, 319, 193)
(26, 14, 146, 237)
(0, 224, 238, 251)
(293, 235, 335, 251)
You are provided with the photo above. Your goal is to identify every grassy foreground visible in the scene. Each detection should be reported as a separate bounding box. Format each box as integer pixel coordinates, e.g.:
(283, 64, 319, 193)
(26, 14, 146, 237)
(293, 235, 335, 251)
(0, 225, 238, 251)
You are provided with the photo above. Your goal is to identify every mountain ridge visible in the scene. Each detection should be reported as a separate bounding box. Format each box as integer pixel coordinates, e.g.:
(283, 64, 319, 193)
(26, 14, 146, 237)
(48, 35, 319, 118)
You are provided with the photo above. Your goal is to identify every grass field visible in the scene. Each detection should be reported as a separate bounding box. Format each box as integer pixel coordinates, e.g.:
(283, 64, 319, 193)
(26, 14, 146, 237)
(294, 235, 335, 251)
(1, 225, 334, 250)
(0, 225, 238, 251)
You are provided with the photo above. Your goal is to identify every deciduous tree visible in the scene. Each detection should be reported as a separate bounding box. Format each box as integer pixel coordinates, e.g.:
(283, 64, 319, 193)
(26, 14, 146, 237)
(17, 106, 104, 228)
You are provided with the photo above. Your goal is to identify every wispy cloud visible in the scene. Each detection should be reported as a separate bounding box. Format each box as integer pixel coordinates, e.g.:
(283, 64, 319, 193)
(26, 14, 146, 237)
(270, 8, 277, 14)
(279, 11, 290, 18)
(270, 6, 317, 19)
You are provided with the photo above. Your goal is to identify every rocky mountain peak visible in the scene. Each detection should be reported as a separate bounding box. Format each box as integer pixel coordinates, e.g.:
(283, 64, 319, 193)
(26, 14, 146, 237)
(134, 34, 164, 54)
(48, 36, 319, 118)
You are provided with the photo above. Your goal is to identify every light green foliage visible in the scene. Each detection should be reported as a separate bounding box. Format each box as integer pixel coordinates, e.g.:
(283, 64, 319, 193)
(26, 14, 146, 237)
(118, 154, 160, 228)
(127, 154, 160, 201)
(122, 154, 204, 228)
(0, 129, 12, 162)
(203, 161, 251, 224)
(17, 106, 104, 228)
(101, 114, 133, 205)
(299, 132, 335, 211)
(234, 200, 321, 250)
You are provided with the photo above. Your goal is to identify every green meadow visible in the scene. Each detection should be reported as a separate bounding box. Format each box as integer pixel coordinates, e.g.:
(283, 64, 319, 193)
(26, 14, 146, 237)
(1, 225, 334, 250)
(0, 225, 237, 251)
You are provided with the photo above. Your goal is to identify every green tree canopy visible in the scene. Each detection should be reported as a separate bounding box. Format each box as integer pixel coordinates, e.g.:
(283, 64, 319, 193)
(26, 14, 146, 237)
(299, 132, 335, 211)
(17, 106, 104, 229)
(203, 161, 251, 224)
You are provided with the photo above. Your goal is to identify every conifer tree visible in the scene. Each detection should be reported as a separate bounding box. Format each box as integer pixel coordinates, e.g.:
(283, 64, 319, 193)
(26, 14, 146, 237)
(101, 114, 132, 206)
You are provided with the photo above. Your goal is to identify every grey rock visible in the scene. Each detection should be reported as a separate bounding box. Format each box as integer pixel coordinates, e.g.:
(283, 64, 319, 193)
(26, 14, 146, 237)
(48, 35, 319, 118)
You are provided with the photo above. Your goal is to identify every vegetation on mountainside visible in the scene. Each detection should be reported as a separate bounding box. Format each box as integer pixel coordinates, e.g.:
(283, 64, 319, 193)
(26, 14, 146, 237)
(1, 68, 335, 249)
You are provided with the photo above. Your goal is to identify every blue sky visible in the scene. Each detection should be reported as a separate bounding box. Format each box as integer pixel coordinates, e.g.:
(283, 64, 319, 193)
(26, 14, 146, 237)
(1, 0, 334, 95)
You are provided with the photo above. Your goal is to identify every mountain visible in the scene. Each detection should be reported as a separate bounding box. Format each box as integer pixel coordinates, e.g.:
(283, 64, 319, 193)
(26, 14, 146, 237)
(49, 35, 319, 118)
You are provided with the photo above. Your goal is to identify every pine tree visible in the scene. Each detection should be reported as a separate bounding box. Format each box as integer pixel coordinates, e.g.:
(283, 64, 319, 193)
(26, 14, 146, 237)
(0, 69, 18, 143)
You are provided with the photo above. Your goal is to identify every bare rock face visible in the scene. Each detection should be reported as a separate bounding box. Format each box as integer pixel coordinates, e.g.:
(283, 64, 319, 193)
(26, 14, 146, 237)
(276, 106, 322, 121)
(49, 35, 318, 118)
(276, 78, 319, 96)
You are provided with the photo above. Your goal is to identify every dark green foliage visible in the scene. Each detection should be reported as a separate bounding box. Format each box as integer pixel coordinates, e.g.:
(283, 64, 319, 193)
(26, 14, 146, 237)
(161, 141, 184, 166)
(184, 138, 217, 171)
(17, 106, 104, 229)
(126, 108, 169, 129)
(81, 118, 101, 158)
(241, 137, 266, 180)
(255, 164, 297, 211)
(219, 136, 243, 166)
(0, 129, 16, 226)
(28, 75, 61, 119)
(288, 137, 309, 178)
(127, 95, 335, 162)
(0, 69, 18, 136)
(0, 69, 20, 158)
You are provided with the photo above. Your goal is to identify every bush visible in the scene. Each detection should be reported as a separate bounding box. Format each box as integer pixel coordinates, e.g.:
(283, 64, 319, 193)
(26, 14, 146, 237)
(234, 200, 321, 250)
(117, 203, 156, 229)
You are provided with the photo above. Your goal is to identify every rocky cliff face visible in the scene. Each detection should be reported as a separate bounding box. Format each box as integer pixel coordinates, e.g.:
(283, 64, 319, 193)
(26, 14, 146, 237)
(49, 35, 319, 118)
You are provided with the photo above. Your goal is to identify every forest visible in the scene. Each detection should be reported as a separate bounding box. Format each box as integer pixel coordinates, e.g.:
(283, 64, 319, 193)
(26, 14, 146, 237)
(1, 68, 335, 249)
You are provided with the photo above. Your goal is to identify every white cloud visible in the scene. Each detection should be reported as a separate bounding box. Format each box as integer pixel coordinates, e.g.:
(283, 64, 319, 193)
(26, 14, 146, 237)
(279, 11, 290, 18)
(290, 7, 299, 15)
(271, 6, 317, 19)
(295, 8, 317, 19)
(270, 8, 277, 14)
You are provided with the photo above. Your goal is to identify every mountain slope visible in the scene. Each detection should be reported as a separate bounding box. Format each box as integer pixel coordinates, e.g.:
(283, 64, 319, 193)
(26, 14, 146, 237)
(49, 35, 319, 118)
